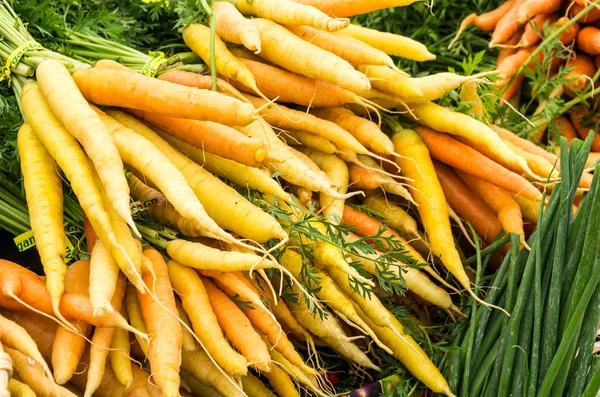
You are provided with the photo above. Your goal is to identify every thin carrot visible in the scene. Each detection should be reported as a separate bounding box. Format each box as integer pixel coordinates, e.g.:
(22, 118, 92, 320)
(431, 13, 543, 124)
(52, 260, 91, 384)
(565, 53, 596, 96)
(175, 298, 197, 353)
(433, 161, 503, 245)
(180, 371, 224, 397)
(577, 26, 600, 55)
(109, 308, 133, 388)
(490, 0, 527, 46)
(570, 106, 600, 151)
(512, 194, 541, 223)
(137, 249, 183, 397)
(263, 365, 300, 397)
(182, 348, 244, 397)
(291, 0, 419, 17)
(36, 60, 135, 234)
(234, 0, 349, 31)
(449, 1, 516, 48)
(516, 0, 561, 23)
(242, 374, 275, 397)
(212, 1, 261, 53)
(17, 123, 67, 325)
(157, 69, 249, 103)
(349, 156, 416, 204)
(252, 18, 371, 93)
(124, 284, 149, 357)
(72, 67, 255, 126)
(282, 129, 338, 154)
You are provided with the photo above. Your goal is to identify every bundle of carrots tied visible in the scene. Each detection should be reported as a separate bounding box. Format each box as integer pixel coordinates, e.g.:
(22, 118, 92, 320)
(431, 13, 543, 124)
(0, 0, 597, 396)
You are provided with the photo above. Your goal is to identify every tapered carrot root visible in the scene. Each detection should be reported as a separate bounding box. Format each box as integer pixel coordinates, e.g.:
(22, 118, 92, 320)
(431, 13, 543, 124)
(490, 0, 527, 47)
(17, 123, 67, 327)
(212, 1, 261, 53)
(253, 18, 371, 94)
(405, 71, 496, 103)
(157, 69, 249, 103)
(348, 161, 415, 204)
(291, 0, 420, 17)
(128, 109, 267, 167)
(72, 67, 255, 126)
(234, 0, 349, 31)
(516, 0, 561, 24)
(358, 65, 423, 99)
(36, 60, 136, 236)
(449, 1, 515, 48)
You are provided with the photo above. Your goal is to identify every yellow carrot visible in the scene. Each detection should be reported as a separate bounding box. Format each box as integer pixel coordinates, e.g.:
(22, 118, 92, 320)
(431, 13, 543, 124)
(358, 65, 423, 99)
(110, 308, 133, 388)
(89, 239, 119, 316)
(213, 1, 261, 53)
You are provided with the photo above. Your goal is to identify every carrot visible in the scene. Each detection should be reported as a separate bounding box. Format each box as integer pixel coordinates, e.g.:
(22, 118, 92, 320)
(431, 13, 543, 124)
(6, 347, 77, 397)
(554, 16, 579, 44)
(109, 308, 133, 388)
(234, 0, 349, 31)
(252, 18, 371, 93)
(570, 106, 600, 151)
(311, 107, 395, 155)
(21, 82, 145, 293)
(167, 260, 247, 376)
(242, 374, 275, 397)
(262, 365, 300, 397)
(173, 298, 197, 353)
(85, 273, 127, 397)
(496, 30, 524, 66)
(496, 126, 558, 164)
(565, 53, 596, 96)
(496, 48, 533, 84)
(458, 171, 528, 247)
(433, 161, 503, 245)
(358, 65, 423, 99)
(161, 131, 291, 202)
(180, 371, 224, 397)
(502, 73, 525, 102)
(213, 1, 261, 53)
(351, 303, 454, 396)
(72, 66, 254, 126)
(285, 25, 396, 68)
(578, 26, 600, 54)
(17, 123, 67, 324)
(52, 260, 91, 384)
(127, 109, 267, 167)
(348, 157, 416, 204)
(404, 72, 495, 103)
(570, 3, 600, 23)
(303, 149, 348, 221)
(552, 116, 579, 146)
(292, 0, 419, 17)
(517, 0, 561, 23)
(490, 0, 527, 46)
(7, 378, 36, 397)
(512, 194, 541, 223)
(137, 249, 183, 397)
(36, 60, 135, 235)
(282, 129, 338, 154)
(182, 348, 244, 397)
(109, 110, 287, 242)
(231, 58, 370, 108)
(449, 1, 516, 47)
(88, 239, 119, 316)
(409, 103, 540, 182)
(392, 128, 490, 307)
(182, 24, 264, 96)
(503, 140, 560, 180)
(157, 69, 249, 103)
(202, 277, 270, 372)
(83, 215, 98, 253)
(362, 196, 423, 245)
(519, 14, 557, 47)
(124, 284, 149, 357)
(338, 25, 436, 61)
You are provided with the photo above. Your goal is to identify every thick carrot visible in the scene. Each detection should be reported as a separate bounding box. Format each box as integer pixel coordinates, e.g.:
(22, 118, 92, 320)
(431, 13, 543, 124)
(213, 1, 261, 53)
(36, 60, 135, 234)
(291, 0, 419, 17)
(552, 116, 579, 146)
(303, 149, 348, 221)
(512, 194, 541, 223)
(496, 127, 558, 164)
(286, 25, 395, 68)
(516, 0, 561, 23)
(569, 106, 600, 151)
(183, 24, 263, 95)
(182, 348, 244, 397)
(234, 0, 349, 31)
(127, 109, 267, 167)
(504, 140, 560, 180)
(434, 161, 503, 245)
(490, 0, 527, 46)
(496, 48, 533, 84)
(578, 26, 600, 55)
(415, 126, 542, 200)
(160, 131, 291, 202)
(157, 69, 249, 103)
(21, 82, 144, 293)
(109, 111, 286, 242)
(554, 16, 579, 44)
(570, 3, 600, 23)
(242, 374, 275, 397)
(85, 273, 127, 397)
(263, 365, 300, 397)
(17, 123, 66, 322)
(409, 103, 539, 182)
(231, 58, 369, 107)
(449, 1, 516, 47)
(72, 67, 254, 126)
(202, 277, 270, 372)
(358, 65, 423, 99)
(519, 13, 557, 47)
(109, 309, 133, 388)
(338, 25, 435, 61)
(167, 260, 247, 376)
(89, 239, 119, 316)
(253, 18, 371, 93)
(565, 53, 596, 96)
(7, 378, 36, 397)
(392, 129, 485, 304)
(137, 249, 182, 397)
(52, 260, 91, 384)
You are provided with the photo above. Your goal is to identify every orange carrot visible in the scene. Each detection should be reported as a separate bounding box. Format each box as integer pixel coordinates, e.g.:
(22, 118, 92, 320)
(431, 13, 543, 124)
(502, 73, 525, 101)
(157, 70, 249, 103)
(516, 0, 561, 24)
(519, 14, 557, 47)
(137, 249, 183, 397)
(578, 26, 600, 54)
(496, 48, 533, 84)
(570, 106, 600, 151)
(414, 126, 542, 200)
(552, 116, 579, 146)
(565, 53, 596, 96)
(554, 17, 579, 44)
(490, 0, 528, 46)
(449, 1, 516, 47)
(570, 3, 600, 23)
(497, 30, 524, 66)
(434, 161, 503, 245)
(83, 214, 98, 253)
(128, 110, 267, 167)
(72, 68, 255, 126)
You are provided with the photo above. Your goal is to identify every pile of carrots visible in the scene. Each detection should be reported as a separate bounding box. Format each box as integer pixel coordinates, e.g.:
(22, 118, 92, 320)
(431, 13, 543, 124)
(451, 0, 600, 158)
(0, 0, 598, 396)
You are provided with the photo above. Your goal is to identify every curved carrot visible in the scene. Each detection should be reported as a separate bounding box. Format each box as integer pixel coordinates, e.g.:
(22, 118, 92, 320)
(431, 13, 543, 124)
(577, 26, 600, 55)
(212, 1, 261, 53)
(565, 53, 596, 96)
(449, 1, 516, 47)
(72, 67, 255, 126)
(516, 0, 561, 24)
